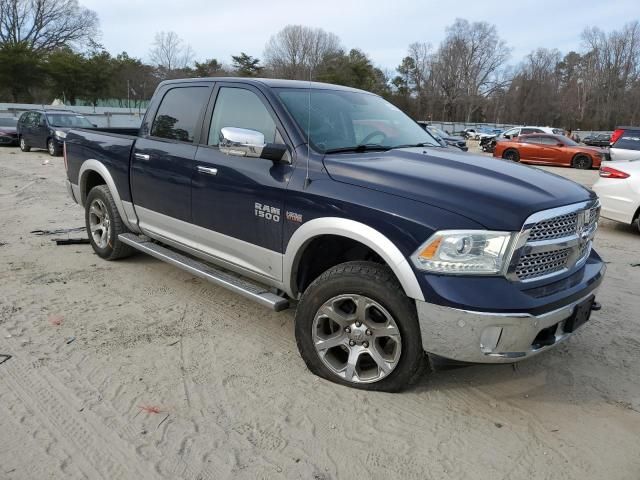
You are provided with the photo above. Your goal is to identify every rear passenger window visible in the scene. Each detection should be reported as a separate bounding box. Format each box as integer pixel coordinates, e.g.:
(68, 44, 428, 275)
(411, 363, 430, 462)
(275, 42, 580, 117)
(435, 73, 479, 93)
(208, 87, 277, 146)
(614, 131, 640, 150)
(151, 87, 209, 143)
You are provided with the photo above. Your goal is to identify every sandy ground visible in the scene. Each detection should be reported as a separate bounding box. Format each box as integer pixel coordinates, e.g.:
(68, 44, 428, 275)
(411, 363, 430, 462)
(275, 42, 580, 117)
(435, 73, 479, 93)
(0, 144, 639, 480)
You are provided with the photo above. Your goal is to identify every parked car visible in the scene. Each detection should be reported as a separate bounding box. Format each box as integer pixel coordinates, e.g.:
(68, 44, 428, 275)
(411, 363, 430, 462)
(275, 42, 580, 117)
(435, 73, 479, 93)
(609, 126, 640, 161)
(583, 133, 612, 148)
(593, 161, 640, 233)
(497, 126, 561, 140)
(0, 118, 19, 146)
(17, 110, 96, 156)
(419, 124, 468, 151)
(64, 78, 604, 391)
(493, 133, 604, 169)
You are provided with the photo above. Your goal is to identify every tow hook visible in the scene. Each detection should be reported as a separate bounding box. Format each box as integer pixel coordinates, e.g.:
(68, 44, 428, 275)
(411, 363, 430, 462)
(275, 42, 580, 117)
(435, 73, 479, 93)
(591, 301, 602, 311)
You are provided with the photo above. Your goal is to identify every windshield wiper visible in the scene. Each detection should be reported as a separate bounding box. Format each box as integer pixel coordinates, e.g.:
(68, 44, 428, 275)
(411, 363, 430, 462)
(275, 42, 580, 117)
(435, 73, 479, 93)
(324, 144, 392, 154)
(391, 142, 438, 149)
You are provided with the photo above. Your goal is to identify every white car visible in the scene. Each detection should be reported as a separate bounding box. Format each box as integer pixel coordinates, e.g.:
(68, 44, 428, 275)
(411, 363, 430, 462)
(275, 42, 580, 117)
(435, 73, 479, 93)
(592, 161, 640, 233)
(499, 126, 564, 140)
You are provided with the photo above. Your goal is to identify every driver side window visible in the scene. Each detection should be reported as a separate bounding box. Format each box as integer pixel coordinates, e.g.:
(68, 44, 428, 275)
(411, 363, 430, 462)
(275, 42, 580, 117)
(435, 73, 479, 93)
(208, 87, 277, 146)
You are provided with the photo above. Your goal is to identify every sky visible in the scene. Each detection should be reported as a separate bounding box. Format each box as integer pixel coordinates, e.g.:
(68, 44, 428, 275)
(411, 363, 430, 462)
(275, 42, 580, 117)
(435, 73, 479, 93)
(82, 0, 637, 72)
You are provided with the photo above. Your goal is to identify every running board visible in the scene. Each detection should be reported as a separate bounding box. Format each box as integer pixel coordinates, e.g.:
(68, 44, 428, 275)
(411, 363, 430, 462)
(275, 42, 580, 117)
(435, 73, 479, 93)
(118, 233, 289, 311)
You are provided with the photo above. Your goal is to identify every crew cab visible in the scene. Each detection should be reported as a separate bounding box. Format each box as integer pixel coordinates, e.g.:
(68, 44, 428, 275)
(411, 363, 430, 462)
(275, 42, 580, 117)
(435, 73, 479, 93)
(64, 78, 606, 391)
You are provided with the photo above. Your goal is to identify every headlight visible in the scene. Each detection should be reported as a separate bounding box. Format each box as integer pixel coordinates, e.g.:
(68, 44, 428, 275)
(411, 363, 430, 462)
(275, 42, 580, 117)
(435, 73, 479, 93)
(411, 230, 514, 274)
(54, 130, 67, 139)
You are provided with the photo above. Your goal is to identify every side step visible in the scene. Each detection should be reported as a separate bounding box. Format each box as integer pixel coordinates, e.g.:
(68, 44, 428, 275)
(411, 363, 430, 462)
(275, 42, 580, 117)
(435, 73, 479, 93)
(118, 233, 289, 311)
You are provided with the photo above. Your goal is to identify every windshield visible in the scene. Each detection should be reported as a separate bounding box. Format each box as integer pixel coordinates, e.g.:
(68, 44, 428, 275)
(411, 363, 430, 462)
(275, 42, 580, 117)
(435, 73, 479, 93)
(276, 88, 441, 153)
(46, 113, 94, 128)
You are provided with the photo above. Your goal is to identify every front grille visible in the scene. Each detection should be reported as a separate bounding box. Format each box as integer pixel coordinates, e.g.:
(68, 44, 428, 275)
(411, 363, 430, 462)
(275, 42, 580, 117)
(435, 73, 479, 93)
(511, 201, 600, 282)
(528, 212, 579, 241)
(515, 248, 571, 281)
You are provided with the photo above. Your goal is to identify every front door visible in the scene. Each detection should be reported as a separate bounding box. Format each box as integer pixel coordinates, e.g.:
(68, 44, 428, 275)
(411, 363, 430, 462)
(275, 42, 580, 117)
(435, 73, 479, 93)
(191, 83, 294, 280)
(130, 83, 212, 237)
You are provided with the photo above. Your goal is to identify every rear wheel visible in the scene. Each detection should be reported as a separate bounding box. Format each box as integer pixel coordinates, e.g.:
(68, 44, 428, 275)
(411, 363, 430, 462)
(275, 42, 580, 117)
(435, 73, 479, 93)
(502, 149, 520, 162)
(295, 261, 426, 391)
(572, 155, 592, 169)
(85, 185, 135, 260)
(19, 136, 30, 152)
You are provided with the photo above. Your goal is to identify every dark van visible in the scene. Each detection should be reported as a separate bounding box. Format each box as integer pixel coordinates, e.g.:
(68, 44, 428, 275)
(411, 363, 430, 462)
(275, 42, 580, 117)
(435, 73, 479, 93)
(17, 110, 95, 156)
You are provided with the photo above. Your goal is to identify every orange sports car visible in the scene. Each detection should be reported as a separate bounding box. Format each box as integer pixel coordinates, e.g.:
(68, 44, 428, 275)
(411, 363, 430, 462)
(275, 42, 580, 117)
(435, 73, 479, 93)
(493, 133, 604, 169)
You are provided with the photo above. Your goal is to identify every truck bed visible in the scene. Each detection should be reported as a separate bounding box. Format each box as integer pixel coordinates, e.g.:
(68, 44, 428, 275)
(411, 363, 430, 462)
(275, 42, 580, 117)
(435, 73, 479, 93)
(65, 128, 137, 204)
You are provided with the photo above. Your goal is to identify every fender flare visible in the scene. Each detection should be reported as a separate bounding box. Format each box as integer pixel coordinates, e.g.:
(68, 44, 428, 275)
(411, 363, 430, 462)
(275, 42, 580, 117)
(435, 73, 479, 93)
(78, 159, 139, 233)
(283, 217, 424, 301)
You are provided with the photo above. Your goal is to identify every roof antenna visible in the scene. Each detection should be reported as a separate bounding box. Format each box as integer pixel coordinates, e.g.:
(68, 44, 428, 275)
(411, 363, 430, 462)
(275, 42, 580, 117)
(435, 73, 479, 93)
(304, 66, 312, 189)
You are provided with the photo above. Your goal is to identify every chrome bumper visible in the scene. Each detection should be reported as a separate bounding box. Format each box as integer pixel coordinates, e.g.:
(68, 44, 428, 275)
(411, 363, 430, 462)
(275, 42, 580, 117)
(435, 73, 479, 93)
(416, 290, 599, 363)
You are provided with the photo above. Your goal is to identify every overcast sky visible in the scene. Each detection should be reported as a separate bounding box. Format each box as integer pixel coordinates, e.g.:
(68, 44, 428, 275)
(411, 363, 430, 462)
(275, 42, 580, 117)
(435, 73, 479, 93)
(82, 0, 636, 71)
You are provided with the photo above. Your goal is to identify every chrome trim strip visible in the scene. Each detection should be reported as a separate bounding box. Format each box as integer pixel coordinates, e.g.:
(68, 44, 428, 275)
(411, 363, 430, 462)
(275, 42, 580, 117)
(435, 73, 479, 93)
(78, 159, 141, 233)
(283, 217, 424, 301)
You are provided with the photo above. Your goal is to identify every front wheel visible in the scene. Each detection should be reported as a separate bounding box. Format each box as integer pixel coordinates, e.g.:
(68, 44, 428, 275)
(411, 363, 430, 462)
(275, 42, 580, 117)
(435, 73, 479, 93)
(47, 138, 61, 156)
(19, 136, 31, 152)
(295, 261, 426, 391)
(85, 185, 135, 260)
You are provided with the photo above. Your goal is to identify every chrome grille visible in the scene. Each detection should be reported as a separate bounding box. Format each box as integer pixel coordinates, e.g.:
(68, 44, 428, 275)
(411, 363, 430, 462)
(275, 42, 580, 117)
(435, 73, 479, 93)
(515, 248, 571, 280)
(528, 212, 578, 241)
(510, 201, 599, 282)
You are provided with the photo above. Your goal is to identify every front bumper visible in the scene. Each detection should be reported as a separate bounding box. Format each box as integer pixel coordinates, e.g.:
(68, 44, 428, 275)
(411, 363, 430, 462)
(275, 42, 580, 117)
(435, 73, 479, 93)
(415, 257, 605, 363)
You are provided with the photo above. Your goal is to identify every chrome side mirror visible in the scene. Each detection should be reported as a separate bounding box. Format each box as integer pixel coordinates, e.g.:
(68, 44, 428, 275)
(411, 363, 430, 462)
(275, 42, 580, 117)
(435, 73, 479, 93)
(219, 127, 288, 162)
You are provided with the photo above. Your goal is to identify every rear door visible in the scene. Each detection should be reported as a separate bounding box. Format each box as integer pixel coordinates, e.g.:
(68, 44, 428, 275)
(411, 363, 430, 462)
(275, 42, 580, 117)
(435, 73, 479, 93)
(190, 83, 295, 280)
(24, 112, 41, 146)
(130, 82, 212, 236)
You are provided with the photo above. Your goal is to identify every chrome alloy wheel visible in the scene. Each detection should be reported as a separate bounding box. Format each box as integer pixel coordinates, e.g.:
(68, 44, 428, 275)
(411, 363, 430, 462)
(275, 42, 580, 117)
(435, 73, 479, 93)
(88, 198, 111, 249)
(312, 294, 402, 384)
(48, 139, 56, 155)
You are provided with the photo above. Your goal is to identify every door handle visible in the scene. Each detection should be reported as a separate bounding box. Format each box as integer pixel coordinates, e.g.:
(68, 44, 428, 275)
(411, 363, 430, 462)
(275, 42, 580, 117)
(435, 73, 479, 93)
(197, 166, 218, 176)
(134, 153, 150, 161)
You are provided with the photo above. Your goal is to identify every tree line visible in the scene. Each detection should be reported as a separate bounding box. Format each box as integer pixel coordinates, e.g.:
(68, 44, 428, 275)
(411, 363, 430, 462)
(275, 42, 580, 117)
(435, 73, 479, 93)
(1, 0, 639, 129)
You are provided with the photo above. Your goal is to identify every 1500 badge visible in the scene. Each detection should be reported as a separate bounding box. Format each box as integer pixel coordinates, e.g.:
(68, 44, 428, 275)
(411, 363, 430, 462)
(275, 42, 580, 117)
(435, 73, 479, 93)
(255, 202, 280, 222)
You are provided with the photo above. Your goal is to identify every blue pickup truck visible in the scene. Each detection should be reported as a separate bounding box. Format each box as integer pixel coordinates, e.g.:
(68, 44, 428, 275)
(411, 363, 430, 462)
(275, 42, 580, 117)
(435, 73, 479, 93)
(64, 78, 605, 391)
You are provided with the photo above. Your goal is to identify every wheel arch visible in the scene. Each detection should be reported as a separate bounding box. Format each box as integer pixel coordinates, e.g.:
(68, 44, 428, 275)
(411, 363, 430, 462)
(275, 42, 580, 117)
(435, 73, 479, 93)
(78, 159, 139, 233)
(283, 218, 424, 302)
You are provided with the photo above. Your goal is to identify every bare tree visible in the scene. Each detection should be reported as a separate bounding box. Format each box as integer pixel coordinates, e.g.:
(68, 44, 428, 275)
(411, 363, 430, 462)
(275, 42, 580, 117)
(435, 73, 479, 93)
(149, 31, 195, 71)
(264, 25, 341, 79)
(432, 19, 510, 121)
(0, 0, 98, 52)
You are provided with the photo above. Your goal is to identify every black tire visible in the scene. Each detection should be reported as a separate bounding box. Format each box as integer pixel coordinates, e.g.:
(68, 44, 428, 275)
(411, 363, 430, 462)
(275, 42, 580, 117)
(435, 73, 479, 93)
(47, 138, 61, 156)
(502, 149, 520, 162)
(295, 261, 427, 392)
(572, 155, 592, 170)
(85, 185, 135, 260)
(19, 136, 31, 152)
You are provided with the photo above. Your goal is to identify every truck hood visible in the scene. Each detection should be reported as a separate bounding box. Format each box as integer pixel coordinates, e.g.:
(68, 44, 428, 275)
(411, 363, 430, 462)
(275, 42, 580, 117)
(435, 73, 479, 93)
(323, 147, 595, 230)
